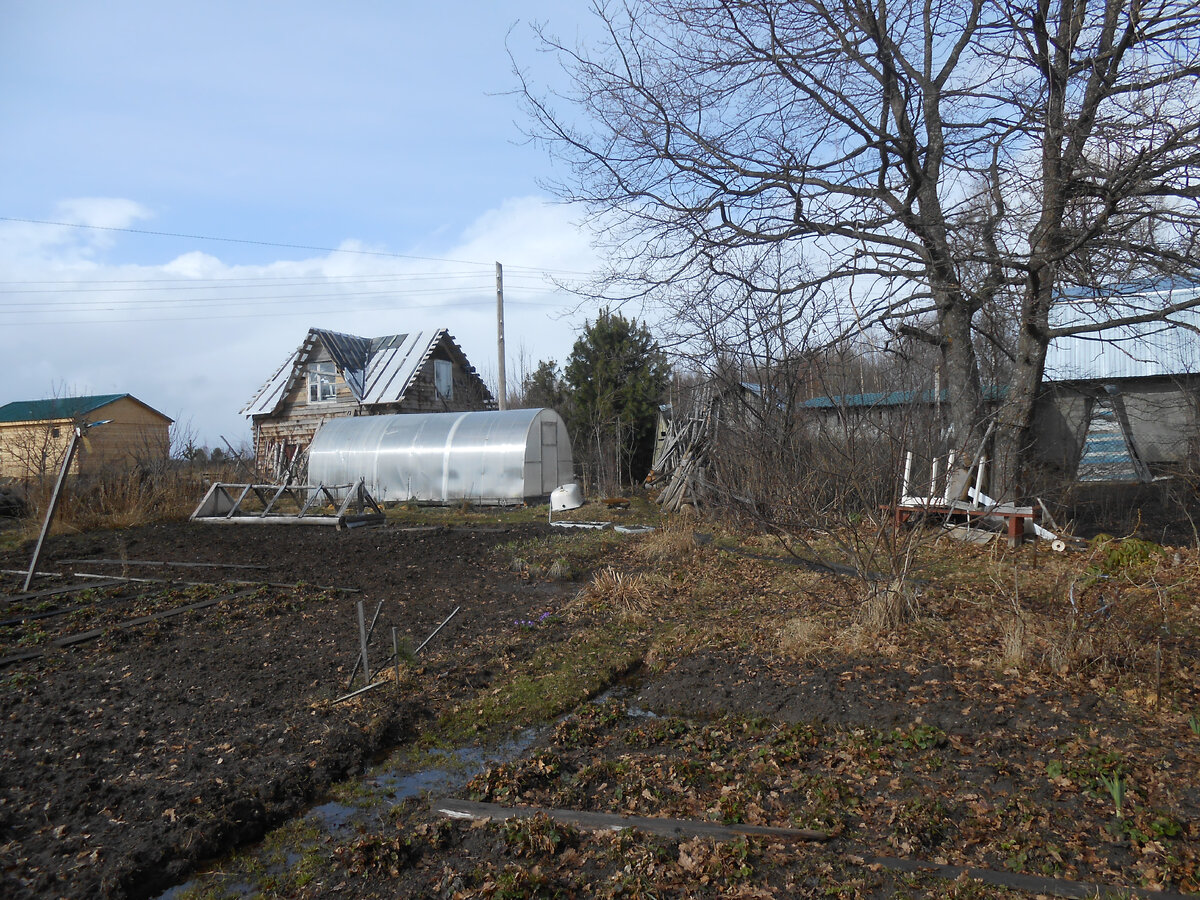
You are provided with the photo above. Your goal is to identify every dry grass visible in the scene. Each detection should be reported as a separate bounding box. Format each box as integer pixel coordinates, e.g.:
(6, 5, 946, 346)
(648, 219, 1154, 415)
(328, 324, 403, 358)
(632, 518, 700, 563)
(18, 467, 205, 536)
(858, 578, 916, 631)
(573, 566, 668, 624)
(777, 616, 830, 661)
(998, 612, 1028, 668)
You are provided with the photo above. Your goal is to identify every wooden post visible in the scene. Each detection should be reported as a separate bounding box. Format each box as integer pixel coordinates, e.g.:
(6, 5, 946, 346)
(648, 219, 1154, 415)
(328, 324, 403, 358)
(23, 426, 83, 592)
(356, 600, 371, 685)
(496, 261, 507, 411)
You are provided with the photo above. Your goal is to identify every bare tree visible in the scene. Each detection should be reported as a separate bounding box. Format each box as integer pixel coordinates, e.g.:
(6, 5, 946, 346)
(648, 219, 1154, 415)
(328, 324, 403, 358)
(519, 0, 1200, 497)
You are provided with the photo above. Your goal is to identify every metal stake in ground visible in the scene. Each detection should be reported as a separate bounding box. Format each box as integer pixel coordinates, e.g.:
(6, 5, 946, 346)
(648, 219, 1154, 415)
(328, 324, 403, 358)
(415, 606, 461, 654)
(392, 626, 401, 693)
(346, 600, 385, 688)
(356, 600, 371, 685)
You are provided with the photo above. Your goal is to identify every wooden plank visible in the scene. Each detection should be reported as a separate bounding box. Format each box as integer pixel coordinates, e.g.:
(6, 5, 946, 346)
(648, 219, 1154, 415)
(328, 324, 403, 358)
(432, 799, 830, 843)
(2, 578, 128, 605)
(0, 592, 134, 626)
(59, 558, 268, 570)
(0, 587, 260, 667)
(70, 572, 361, 592)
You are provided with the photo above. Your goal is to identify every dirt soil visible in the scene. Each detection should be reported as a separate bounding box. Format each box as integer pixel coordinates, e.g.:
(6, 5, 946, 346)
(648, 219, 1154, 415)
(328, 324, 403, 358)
(3, 517, 1200, 899)
(0, 521, 560, 899)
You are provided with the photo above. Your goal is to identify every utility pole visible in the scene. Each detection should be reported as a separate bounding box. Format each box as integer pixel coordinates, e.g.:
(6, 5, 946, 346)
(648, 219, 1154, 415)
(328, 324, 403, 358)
(496, 261, 507, 410)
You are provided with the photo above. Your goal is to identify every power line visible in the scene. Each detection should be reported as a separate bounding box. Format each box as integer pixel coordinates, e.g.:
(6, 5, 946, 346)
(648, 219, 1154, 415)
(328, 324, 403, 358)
(0, 291, 570, 315)
(0, 216, 593, 276)
(0, 272, 573, 295)
(0, 271, 492, 289)
(0, 295, 572, 326)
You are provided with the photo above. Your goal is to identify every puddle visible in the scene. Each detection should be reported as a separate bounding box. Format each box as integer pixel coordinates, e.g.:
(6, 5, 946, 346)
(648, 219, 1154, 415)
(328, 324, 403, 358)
(158, 669, 650, 898)
(156, 729, 541, 899)
(307, 729, 540, 832)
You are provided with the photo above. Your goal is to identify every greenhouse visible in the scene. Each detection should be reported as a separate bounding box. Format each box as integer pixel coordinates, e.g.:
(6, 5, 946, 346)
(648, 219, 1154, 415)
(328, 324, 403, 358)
(307, 408, 574, 505)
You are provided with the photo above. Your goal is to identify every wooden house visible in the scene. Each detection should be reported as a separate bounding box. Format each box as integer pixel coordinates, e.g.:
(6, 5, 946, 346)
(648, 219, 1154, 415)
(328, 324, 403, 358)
(0, 394, 172, 481)
(241, 327, 494, 479)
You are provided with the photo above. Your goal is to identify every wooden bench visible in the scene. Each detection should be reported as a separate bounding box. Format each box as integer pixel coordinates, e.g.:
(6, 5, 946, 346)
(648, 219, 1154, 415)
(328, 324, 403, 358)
(886, 501, 1037, 547)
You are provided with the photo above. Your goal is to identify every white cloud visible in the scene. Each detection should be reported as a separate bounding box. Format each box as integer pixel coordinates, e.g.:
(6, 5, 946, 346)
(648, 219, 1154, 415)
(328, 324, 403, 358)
(0, 198, 155, 269)
(54, 197, 152, 230)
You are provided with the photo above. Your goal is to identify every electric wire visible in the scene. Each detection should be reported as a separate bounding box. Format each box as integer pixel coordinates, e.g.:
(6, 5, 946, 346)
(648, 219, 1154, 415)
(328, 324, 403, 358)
(0, 216, 592, 276)
(0, 296, 572, 326)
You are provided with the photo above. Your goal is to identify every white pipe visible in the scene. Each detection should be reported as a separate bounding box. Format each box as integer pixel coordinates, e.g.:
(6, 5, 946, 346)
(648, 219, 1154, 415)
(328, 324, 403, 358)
(902, 451, 913, 498)
(944, 451, 956, 502)
(973, 456, 987, 507)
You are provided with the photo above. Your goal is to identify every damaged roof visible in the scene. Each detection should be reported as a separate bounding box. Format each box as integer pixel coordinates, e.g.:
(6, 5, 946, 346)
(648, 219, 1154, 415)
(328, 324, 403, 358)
(241, 327, 486, 418)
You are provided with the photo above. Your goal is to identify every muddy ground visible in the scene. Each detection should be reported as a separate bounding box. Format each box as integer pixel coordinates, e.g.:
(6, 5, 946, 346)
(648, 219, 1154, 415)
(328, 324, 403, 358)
(2, 516, 1200, 898)
(0, 520, 569, 898)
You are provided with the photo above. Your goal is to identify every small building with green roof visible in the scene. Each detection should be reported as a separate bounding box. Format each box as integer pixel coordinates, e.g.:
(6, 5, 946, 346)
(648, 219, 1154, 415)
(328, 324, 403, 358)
(0, 393, 172, 480)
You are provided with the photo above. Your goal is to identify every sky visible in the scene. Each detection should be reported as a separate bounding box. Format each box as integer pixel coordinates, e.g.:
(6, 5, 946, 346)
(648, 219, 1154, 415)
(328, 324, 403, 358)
(0, 1, 606, 448)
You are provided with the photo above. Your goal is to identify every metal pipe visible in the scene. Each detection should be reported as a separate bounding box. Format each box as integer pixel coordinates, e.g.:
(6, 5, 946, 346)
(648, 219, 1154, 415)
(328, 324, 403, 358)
(356, 601, 371, 686)
(415, 605, 461, 655)
(24, 426, 83, 592)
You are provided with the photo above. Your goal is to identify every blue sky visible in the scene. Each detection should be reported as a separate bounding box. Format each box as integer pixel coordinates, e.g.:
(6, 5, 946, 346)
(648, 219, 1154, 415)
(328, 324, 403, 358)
(0, 2, 604, 446)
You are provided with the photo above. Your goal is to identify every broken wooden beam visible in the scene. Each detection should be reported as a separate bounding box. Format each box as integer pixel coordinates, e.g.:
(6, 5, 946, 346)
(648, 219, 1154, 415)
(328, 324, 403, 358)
(432, 798, 830, 843)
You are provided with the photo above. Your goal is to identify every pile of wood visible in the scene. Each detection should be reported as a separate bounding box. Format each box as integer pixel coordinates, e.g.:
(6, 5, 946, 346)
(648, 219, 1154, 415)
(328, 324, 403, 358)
(646, 391, 717, 513)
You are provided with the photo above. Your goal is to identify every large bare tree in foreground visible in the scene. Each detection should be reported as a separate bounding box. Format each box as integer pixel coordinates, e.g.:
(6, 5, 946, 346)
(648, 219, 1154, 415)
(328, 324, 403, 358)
(521, 0, 1200, 497)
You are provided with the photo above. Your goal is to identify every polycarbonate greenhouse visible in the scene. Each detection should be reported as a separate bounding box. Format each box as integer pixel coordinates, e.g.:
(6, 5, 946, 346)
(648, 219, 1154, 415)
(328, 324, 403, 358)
(307, 408, 574, 505)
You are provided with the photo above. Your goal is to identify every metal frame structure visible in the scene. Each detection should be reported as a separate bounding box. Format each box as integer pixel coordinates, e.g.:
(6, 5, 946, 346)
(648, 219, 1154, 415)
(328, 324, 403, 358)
(190, 479, 385, 529)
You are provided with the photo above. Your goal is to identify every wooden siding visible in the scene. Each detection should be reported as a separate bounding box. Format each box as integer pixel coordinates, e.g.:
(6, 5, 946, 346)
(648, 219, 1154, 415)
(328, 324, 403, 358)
(0, 396, 171, 480)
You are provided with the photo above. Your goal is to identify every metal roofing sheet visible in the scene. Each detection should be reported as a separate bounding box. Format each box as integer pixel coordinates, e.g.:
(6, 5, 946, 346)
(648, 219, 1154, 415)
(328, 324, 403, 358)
(1045, 285, 1200, 381)
(241, 328, 459, 417)
(803, 385, 1008, 410)
(0, 394, 130, 424)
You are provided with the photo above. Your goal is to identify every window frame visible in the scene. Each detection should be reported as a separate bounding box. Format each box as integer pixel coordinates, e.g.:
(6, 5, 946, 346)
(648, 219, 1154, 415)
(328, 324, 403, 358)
(434, 358, 453, 400)
(307, 361, 338, 403)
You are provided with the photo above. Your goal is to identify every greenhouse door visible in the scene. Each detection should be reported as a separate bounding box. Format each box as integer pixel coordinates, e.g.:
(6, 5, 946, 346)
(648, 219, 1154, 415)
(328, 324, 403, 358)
(541, 420, 559, 493)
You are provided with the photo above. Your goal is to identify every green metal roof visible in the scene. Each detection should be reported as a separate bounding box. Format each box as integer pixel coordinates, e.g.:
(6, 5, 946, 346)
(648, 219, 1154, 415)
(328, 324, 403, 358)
(0, 394, 132, 424)
(802, 385, 1008, 410)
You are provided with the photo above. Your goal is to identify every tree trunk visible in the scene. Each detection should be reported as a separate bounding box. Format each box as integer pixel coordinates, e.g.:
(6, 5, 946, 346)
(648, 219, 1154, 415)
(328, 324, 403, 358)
(992, 356, 1044, 502)
(938, 292, 985, 464)
(992, 274, 1054, 500)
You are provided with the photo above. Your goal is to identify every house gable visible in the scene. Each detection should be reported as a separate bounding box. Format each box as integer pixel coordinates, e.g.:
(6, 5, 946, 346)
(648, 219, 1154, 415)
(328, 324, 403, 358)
(242, 327, 495, 477)
(243, 328, 492, 418)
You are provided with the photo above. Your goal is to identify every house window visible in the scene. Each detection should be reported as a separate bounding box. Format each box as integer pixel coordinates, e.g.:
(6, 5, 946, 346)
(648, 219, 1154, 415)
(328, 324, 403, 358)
(308, 362, 338, 402)
(434, 359, 453, 400)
